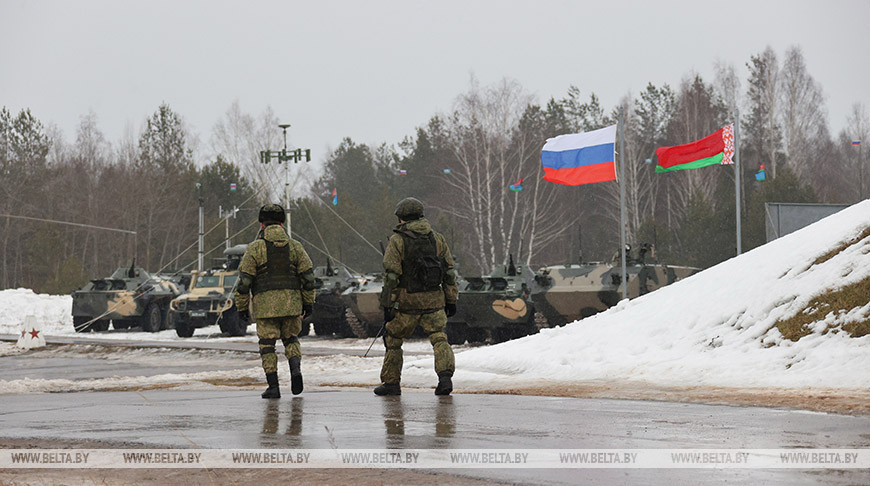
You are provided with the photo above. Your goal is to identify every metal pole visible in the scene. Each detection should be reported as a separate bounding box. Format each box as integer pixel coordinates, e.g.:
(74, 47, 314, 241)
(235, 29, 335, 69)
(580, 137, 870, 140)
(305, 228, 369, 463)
(198, 196, 204, 271)
(618, 109, 627, 300)
(285, 157, 291, 236)
(281, 124, 292, 236)
(734, 109, 742, 255)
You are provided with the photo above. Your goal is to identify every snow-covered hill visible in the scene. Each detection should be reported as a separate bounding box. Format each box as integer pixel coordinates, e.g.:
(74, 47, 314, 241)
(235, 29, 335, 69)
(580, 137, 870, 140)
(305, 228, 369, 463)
(405, 199, 869, 390)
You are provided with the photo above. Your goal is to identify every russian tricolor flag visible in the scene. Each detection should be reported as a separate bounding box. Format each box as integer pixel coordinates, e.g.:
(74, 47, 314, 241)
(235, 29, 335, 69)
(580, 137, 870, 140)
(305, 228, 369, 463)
(541, 125, 617, 185)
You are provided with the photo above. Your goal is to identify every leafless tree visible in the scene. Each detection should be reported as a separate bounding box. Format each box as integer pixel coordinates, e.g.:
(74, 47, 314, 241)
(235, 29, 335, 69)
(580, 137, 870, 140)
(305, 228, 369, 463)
(779, 46, 827, 181)
(845, 102, 869, 201)
(438, 77, 568, 272)
(666, 74, 728, 217)
(211, 100, 314, 205)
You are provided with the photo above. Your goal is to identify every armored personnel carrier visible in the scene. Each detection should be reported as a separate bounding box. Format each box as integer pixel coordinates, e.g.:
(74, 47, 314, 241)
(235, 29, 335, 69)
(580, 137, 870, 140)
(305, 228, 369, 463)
(303, 260, 363, 338)
(532, 249, 699, 327)
(446, 255, 541, 345)
(169, 244, 248, 337)
(340, 273, 385, 339)
(71, 262, 182, 332)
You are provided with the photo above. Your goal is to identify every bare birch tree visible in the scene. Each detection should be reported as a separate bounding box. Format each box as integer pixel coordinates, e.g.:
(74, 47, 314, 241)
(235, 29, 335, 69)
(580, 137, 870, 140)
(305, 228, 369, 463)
(845, 102, 869, 201)
(437, 78, 568, 272)
(211, 100, 314, 204)
(779, 46, 827, 181)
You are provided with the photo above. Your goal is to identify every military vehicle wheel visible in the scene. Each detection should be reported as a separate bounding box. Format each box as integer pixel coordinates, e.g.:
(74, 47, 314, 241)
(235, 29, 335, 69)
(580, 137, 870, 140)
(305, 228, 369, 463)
(313, 322, 333, 337)
(112, 319, 132, 330)
(220, 309, 247, 337)
(491, 327, 511, 344)
(466, 327, 487, 344)
(140, 303, 162, 332)
(337, 323, 357, 339)
(175, 317, 194, 337)
(73, 316, 93, 332)
(93, 320, 110, 332)
(366, 323, 383, 338)
(158, 306, 171, 330)
(492, 324, 530, 344)
(446, 323, 468, 345)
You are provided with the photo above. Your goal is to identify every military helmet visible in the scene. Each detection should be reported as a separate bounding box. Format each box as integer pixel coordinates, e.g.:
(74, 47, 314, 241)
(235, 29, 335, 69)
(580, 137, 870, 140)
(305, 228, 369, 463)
(395, 197, 424, 220)
(258, 204, 286, 224)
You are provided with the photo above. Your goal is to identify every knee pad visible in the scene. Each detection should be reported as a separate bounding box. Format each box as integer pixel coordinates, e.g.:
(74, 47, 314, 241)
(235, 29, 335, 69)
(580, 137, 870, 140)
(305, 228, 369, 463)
(384, 331, 403, 350)
(428, 331, 447, 346)
(282, 336, 299, 347)
(259, 338, 277, 355)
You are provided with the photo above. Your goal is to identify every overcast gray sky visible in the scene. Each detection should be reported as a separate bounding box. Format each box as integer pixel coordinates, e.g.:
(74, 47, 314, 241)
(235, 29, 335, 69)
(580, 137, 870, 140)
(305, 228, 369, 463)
(2, 0, 868, 167)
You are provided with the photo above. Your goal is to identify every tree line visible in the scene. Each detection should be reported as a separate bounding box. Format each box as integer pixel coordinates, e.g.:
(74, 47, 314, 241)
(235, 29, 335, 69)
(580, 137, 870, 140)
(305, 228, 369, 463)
(1, 45, 867, 293)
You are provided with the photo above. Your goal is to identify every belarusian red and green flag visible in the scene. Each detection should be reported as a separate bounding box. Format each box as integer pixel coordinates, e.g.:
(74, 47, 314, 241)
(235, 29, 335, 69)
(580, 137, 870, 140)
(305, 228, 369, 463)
(655, 124, 734, 173)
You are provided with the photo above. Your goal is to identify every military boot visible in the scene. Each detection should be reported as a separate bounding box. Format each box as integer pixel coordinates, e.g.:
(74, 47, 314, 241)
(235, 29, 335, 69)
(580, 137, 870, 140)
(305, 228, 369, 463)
(261, 372, 281, 399)
(288, 356, 303, 395)
(374, 383, 401, 396)
(434, 371, 453, 396)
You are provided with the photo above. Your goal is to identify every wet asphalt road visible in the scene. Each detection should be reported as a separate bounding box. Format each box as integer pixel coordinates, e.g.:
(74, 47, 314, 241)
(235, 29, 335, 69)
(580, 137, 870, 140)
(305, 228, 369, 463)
(1, 390, 869, 485)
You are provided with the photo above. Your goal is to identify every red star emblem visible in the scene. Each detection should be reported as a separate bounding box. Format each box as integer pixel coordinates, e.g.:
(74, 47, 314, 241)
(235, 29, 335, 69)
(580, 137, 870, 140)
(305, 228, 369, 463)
(29, 329, 40, 339)
(21, 330, 26, 338)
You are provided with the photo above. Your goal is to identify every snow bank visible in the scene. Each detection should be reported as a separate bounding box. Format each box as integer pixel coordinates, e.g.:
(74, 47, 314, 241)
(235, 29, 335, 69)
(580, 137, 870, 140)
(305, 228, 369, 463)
(0, 289, 72, 334)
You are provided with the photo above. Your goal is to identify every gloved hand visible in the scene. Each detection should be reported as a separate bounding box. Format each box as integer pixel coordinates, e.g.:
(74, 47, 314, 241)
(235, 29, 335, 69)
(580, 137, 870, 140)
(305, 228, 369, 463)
(383, 307, 395, 323)
(445, 303, 457, 317)
(238, 309, 250, 323)
(302, 303, 313, 318)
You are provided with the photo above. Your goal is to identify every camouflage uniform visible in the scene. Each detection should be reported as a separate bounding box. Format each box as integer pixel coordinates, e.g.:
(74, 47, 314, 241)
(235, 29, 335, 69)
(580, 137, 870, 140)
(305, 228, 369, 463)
(235, 224, 315, 374)
(379, 217, 459, 386)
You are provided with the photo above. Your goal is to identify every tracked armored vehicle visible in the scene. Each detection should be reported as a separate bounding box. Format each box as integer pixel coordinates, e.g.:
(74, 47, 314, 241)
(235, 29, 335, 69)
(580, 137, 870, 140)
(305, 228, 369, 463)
(531, 253, 699, 327)
(71, 263, 182, 332)
(169, 244, 248, 337)
(446, 256, 541, 345)
(340, 273, 386, 339)
(303, 260, 363, 338)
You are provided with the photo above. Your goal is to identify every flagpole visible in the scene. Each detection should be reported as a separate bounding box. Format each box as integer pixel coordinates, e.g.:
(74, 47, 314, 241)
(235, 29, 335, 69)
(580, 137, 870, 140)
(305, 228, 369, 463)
(618, 108, 627, 300)
(735, 108, 742, 255)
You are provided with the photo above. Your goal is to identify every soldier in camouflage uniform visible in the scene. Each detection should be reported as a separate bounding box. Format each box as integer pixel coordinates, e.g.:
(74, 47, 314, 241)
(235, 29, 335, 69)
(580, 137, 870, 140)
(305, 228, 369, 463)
(375, 197, 459, 396)
(235, 204, 316, 398)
